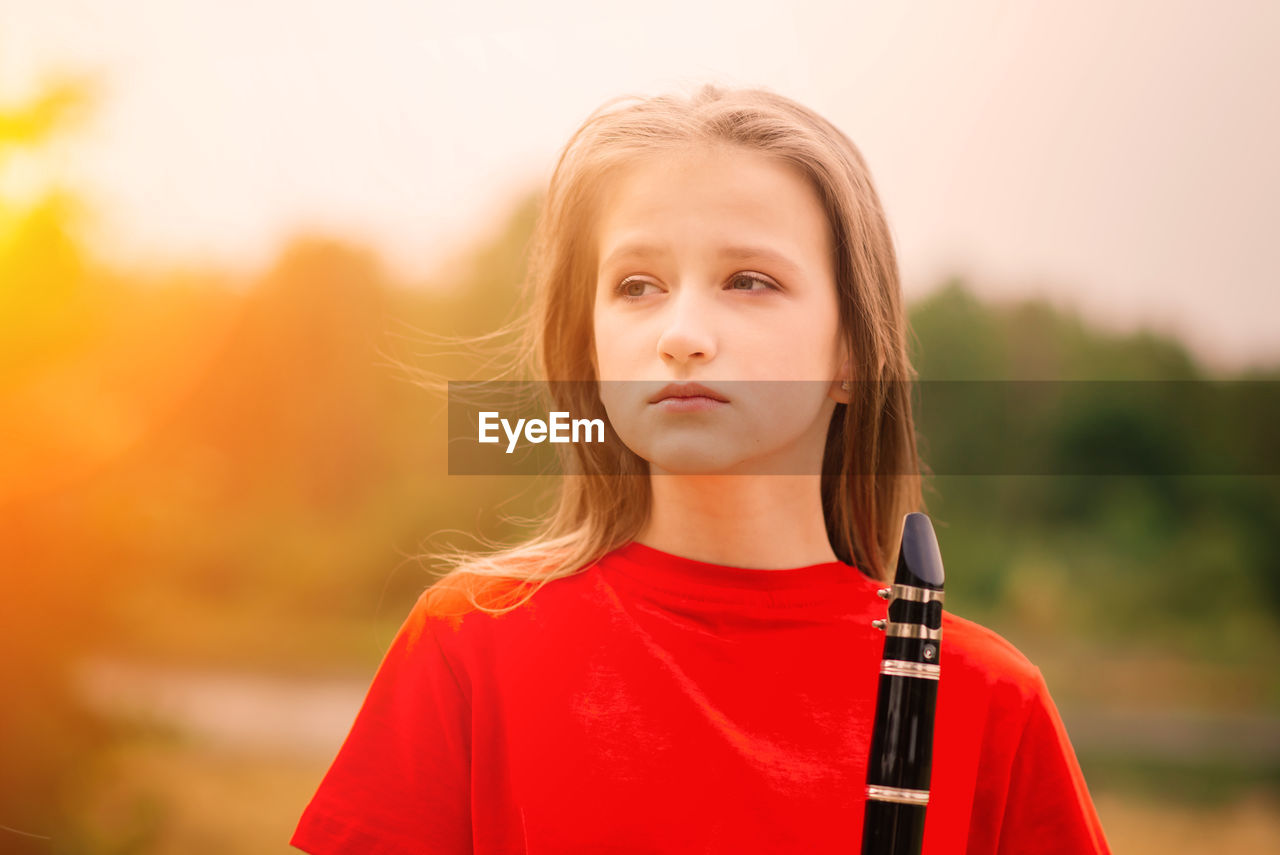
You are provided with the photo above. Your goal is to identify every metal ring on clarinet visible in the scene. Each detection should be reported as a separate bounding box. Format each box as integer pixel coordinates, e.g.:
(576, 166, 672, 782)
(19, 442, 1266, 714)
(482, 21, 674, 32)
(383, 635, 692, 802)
(880, 660, 941, 680)
(889, 584, 945, 605)
(865, 785, 931, 806)
(884, 622, 942, 640)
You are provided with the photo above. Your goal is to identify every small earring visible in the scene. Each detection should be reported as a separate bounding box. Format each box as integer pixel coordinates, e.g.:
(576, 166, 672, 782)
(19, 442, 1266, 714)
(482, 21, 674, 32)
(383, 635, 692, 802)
(840, 380, 850, 391)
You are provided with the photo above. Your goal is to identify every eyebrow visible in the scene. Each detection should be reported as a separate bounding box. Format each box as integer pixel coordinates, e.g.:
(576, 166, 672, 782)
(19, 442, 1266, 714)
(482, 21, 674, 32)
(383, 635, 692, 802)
(599, 242, 805, 277)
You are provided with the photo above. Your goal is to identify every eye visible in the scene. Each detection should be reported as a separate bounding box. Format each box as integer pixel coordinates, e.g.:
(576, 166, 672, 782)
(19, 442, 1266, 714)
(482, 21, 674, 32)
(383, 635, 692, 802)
(612, 271, 780, 302)
(726, 272, 780, 294)
(614, 276, 661, 301)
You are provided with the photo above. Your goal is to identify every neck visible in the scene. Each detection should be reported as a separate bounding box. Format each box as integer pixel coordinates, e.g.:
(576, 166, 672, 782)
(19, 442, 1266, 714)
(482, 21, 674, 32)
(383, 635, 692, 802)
(635, 473, 838, 569)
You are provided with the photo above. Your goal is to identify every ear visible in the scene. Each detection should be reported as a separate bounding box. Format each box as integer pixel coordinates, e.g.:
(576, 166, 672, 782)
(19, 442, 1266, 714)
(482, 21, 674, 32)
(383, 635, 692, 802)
(829, 352, 853, 405)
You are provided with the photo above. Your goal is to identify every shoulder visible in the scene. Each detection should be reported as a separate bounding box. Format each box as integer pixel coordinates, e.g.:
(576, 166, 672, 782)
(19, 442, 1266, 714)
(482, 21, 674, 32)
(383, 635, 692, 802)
(400, 560, 607, 649)
(378, 561, 616, 707)
(939, 610, 1045, 705)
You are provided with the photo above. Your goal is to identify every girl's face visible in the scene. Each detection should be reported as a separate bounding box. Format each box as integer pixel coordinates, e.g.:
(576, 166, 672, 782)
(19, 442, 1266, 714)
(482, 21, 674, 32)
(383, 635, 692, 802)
(592, 143, 850, 475)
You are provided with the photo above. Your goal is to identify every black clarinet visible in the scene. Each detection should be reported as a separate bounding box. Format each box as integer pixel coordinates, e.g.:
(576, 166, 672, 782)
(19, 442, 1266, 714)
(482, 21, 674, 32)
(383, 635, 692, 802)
(860, 512, 946, 854)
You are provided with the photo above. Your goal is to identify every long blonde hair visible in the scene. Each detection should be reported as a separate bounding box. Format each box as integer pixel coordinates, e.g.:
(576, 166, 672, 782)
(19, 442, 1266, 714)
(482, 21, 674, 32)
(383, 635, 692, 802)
(418, 82, 923, 618)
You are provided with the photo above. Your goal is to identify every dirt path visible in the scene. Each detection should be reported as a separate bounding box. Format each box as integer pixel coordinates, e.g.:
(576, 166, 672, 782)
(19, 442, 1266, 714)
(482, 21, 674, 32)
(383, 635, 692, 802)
(74, 657, 369, 757)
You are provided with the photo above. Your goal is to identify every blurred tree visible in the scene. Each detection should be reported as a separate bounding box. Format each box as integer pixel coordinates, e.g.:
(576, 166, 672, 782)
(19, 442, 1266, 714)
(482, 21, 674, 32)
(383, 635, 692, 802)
(438, 189, 540, 339)
(908, 277, 1009, 379)
(0, 73, 128, 852)
(907, 281, 1280, 658)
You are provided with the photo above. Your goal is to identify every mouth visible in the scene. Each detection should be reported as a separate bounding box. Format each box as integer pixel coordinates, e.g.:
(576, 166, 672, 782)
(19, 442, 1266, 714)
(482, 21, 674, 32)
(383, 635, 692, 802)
(649, 382, 731, 404)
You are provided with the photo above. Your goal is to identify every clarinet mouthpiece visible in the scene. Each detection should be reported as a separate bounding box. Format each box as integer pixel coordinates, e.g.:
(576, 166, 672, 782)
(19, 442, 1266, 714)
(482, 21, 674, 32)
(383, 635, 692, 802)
(897, 512, 945, 591)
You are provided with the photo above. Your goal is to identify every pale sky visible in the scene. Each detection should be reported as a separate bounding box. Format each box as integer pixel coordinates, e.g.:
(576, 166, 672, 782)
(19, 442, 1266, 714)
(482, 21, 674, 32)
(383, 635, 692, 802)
(2, 0, 1277, 370)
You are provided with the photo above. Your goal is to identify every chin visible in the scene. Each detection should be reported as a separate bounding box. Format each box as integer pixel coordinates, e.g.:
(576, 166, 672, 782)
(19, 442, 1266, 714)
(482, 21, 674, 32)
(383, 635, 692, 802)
(642, 441, 749, 476)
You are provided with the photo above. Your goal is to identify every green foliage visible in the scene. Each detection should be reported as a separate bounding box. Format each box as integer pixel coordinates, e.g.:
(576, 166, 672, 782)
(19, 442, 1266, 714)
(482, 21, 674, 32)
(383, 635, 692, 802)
(908, 282, 1280, 668)
(910, 278, 1202, 380)
(1076, 751, 1280, 806)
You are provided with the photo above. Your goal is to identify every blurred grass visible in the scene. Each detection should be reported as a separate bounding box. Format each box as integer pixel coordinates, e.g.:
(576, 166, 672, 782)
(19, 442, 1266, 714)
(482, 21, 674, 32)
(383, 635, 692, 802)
(1093, 789, 1280, 854)
(71, 727, 330, 855)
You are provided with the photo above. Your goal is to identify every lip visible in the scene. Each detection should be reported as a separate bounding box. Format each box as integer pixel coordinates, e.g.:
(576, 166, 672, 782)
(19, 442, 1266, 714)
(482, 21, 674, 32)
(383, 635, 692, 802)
(649, 382, 731, 404)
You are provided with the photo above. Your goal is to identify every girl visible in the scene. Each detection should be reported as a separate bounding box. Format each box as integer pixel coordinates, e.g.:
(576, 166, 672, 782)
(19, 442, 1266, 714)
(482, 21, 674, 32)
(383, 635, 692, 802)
(291, 83, 1111, 853)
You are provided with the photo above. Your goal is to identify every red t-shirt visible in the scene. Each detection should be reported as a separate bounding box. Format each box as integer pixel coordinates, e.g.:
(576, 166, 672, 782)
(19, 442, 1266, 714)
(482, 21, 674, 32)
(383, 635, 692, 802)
(292, 541, 1112, 854)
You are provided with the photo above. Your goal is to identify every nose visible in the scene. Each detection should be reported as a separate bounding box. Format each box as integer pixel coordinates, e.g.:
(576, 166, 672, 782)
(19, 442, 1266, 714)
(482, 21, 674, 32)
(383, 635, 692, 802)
(656, 285, 717, 365)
